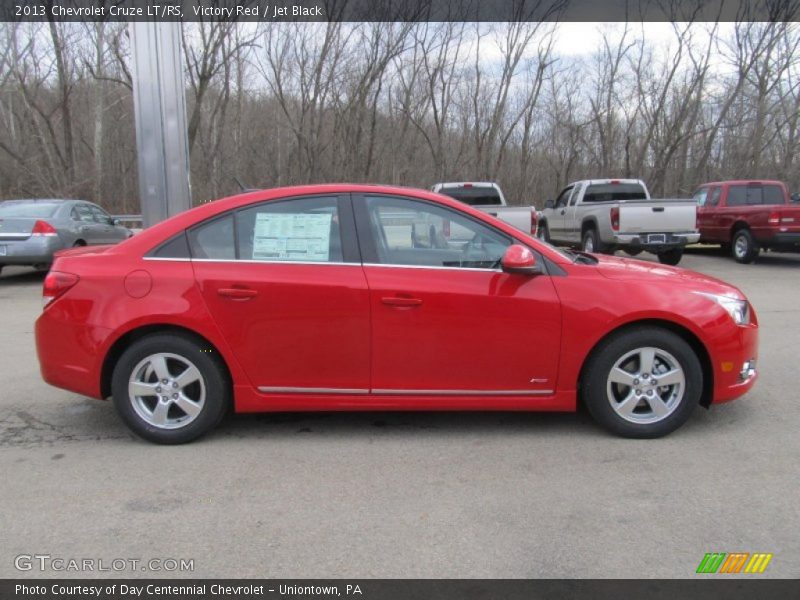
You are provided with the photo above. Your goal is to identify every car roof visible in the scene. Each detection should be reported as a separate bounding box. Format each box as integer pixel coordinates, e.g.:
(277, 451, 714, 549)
(0, 198, 76, 203)
(120, 183, 567, 264)
(697, 180, 786, 187)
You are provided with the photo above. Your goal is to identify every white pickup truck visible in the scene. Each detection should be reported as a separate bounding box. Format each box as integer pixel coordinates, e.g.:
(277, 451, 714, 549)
(538, 179, 699, 265)
(430, 182, 538, 238)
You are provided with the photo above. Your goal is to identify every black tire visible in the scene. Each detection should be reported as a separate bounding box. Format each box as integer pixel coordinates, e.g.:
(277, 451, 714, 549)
(624, 248, 643, 257)
(112, 333, 230, 444)
(581, 326, 702, 438)
(731, 229, 759, 264)
(657, 248, 684, 265)
(582, 228, 607, 254)
(537, 222, 550, 243)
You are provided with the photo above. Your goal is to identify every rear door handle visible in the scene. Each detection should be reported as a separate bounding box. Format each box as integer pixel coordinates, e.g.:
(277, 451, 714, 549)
(381, 296, 423, 308)
(218, 287, 258, 300)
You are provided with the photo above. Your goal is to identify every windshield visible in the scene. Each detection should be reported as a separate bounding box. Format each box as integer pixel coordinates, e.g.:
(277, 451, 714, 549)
(583, 183, 647, 202)
(0, 201, 61, 218)
(438, 186, 503, 206)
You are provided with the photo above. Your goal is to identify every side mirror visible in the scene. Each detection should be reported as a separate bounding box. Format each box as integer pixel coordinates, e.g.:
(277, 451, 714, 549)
(501, 244, 541, 276)
(544, 199, 554, 210)
(113, 218, 121, 226)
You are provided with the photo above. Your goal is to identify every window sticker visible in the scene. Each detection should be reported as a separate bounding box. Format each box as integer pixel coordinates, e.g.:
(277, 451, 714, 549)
(252, 212, 332, 261)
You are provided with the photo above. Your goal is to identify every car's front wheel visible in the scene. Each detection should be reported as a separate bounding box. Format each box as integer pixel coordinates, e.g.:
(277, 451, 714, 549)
(112, 333, 229, 444)
(581, 327, 702, 438)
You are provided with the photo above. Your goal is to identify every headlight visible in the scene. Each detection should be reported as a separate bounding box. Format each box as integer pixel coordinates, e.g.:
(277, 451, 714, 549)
(694, 292, 750, 325)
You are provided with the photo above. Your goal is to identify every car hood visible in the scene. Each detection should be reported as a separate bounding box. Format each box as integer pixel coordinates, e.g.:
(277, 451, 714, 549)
(594, 254, 744, 298)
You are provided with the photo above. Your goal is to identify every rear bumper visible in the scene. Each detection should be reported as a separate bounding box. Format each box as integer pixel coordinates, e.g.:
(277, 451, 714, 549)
(767, 232, 800, 248)
(35, 303, 108, 399)
(0, 236, 64, 265)
(612, 232, 700, 250)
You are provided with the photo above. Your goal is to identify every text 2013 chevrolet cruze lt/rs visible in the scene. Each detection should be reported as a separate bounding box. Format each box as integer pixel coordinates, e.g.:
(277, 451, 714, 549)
(35, 185, 758, 443)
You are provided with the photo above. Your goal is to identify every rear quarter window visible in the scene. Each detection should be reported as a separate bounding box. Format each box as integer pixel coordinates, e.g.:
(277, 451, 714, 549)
(188, 215, 235, 260)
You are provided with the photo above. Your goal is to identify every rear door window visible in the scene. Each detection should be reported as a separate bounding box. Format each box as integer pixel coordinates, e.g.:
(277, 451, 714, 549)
(236, 196, 343, 263)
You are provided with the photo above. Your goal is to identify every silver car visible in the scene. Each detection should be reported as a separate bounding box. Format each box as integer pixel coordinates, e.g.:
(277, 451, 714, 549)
(0, 199, 131, 273)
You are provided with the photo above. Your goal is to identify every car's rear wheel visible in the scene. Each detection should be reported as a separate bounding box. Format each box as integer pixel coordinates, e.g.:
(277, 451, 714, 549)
(732, 229, 758, 264)
(657, 248, 683, 265)
(581, 327, 702, 438)
(112, 333, 229, 444)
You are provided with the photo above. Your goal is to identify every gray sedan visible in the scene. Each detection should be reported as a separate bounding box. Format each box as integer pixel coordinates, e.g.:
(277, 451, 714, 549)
(0, 199, 131, 273)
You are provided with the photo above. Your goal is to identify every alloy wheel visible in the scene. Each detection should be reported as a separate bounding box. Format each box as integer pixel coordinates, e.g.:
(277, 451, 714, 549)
(605, 346, 685, 424)
(128, 352, 206, 430)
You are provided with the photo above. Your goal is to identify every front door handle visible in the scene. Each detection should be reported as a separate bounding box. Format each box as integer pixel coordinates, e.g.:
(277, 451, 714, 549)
(381, 296, 423, 308)
(218, 287, 258, 300)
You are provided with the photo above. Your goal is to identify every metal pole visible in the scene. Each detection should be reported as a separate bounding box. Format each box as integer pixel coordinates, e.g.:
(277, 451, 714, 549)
(130, 22, 191, 228)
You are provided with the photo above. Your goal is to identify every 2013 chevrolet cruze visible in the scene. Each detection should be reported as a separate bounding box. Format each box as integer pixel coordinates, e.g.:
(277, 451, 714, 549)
(35, 185, 758, 443)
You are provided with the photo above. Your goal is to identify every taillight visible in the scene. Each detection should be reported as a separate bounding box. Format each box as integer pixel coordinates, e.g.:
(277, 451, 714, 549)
(530, 208, 538, 236)
(32, 220, 58, 236)
(610, 207, 620, 231)
(42, 271, 79, 307)
(767, 211, 780, 224)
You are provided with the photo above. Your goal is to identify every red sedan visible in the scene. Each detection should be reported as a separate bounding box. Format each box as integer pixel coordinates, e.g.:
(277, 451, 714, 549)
(35, 185, 758, 443)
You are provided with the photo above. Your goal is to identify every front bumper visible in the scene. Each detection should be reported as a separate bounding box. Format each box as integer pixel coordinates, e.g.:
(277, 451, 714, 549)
(0, 236, 64, 266)
(711, 321, 759, 404)
(612, 232, 700, 252)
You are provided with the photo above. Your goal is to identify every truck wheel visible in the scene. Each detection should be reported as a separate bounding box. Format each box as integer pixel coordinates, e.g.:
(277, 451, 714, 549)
(582, 228, 607, 254)
(732, 229, 759, 264)
(657, 248, 683, 266)
(581, 326, 702, 438)
(625, 248, 643, 257)
(537, 222, 550, 243)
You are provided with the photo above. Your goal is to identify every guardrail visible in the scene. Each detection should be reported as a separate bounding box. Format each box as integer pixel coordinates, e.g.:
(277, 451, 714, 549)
(111, 214, 143, 226)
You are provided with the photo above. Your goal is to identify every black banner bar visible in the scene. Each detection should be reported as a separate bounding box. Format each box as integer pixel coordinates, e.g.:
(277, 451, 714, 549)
(3, 0, 800, 23)
(3, 580, 800, 600)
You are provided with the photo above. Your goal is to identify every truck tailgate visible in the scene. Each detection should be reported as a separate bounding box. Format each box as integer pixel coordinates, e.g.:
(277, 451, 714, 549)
(619, 201, 696, 233)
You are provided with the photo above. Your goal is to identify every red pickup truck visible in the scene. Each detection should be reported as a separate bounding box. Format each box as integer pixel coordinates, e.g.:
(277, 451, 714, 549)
(693, 180, 800, 263)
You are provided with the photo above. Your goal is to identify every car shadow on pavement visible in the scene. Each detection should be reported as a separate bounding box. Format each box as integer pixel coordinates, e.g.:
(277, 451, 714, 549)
(0, 266, 47, 286)
(213, 409, 613, 442)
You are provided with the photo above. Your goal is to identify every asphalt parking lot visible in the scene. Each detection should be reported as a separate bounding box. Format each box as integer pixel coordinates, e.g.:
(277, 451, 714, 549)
(1, 248, 798, 579)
